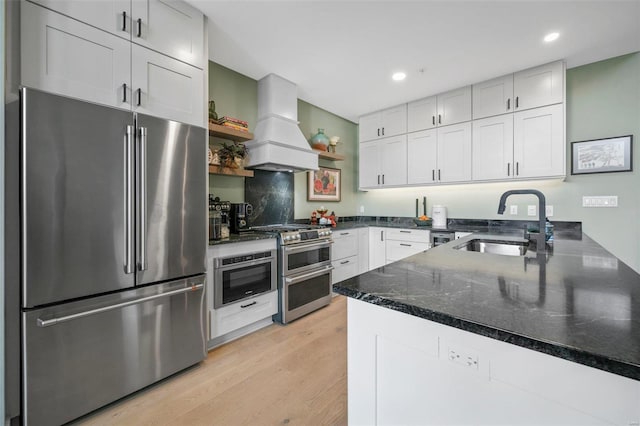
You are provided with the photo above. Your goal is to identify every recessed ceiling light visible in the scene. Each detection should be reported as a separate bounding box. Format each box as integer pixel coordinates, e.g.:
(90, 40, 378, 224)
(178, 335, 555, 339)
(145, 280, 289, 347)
(392, 72, 406, 81)
(544, 32, 560, 43)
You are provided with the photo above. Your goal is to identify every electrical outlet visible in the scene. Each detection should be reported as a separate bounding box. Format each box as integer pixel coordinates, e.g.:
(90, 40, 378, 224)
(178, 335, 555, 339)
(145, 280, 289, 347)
(582, 196, 618, 207)
(448, 348, 479, 370)
(527, 205, 537, 216)
(359, 205, 365, 213)
(546, 205, 554, 217)
(509, 205, 518, 215)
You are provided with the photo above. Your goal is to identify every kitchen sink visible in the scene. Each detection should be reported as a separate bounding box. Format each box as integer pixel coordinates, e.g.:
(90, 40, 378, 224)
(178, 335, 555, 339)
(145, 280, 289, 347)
(454, 239, 529, 256)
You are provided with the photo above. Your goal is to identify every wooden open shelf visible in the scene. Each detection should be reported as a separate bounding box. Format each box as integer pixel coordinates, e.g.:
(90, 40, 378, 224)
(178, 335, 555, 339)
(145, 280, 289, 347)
(313, 149, 345, 161)
(208, 122, 254, 142)
(208, 165, 254, 177)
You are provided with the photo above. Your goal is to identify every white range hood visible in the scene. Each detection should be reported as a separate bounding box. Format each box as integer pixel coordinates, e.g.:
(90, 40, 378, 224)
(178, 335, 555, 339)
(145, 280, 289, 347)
(244, 74, 318, 172)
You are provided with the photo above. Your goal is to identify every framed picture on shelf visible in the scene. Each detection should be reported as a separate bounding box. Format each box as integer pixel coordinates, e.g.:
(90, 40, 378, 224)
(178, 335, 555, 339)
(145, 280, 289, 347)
(307, 166, 341, 202)
(571, 135, 633, 175)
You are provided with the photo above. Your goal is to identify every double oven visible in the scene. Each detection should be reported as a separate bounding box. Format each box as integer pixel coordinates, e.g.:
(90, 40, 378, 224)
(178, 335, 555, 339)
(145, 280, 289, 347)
(252, 225, 334, 324)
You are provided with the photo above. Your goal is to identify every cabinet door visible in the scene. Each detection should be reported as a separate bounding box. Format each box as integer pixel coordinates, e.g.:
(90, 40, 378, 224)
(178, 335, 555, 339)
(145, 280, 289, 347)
(380, 135, 407, 186)
(359, 141, 381, 189)
(21, 1, 131, 110)
(408, 129, 438, 184)
(333, 231, 358, 260)
(437, 122, 472, 183)
(332, 256, 358, 285)
(28, 0, 132, 39)
(472, 74, 514, 119)
(408, 96, 437, 132)
(358, 228, 369, 274)
(472, 115, 514, 181)
(436, 86, 472, 126)
(131, 44, 204, 126)
(131, 0, 205, 69)
(514, 61, 564, 111)
(359, 112, 382, 142)
(369, 228, 386, 270)
(386, 241, 429, 263)
(513, 104, 565, 178)
(380, 104, 407, 138)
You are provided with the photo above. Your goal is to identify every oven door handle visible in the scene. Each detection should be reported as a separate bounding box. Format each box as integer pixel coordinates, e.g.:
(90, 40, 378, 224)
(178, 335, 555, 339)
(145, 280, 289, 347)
(282, 240, 333, 254)
(285, 266, 334, 284)
(214, 256, 274, 270)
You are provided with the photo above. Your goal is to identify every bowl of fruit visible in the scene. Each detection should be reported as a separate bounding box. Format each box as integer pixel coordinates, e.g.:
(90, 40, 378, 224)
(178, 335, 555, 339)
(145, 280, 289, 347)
(413, 215, 432, 226)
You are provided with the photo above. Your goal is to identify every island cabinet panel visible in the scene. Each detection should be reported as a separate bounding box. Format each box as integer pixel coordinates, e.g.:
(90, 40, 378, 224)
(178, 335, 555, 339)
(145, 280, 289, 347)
(348, 298, 640, 426)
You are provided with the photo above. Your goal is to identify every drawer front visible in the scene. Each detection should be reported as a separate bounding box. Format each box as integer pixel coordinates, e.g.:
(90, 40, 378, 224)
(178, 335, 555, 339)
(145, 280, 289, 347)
(332, 256, 359, 284)
(211, 291, 277, 338)
(386, 241, 429, 263)
(386, 228, 430, 243)
(333, 231, 358, 260)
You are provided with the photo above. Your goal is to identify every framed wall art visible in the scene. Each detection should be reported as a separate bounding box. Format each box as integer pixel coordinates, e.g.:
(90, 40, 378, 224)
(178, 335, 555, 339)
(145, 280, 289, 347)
(308, 166, 341, 202)
(571, 135, 633, 175)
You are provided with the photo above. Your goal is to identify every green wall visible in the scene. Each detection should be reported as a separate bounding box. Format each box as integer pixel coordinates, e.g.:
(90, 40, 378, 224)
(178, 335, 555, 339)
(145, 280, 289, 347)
(208, 53, 640, 271)
(357, 52, 640, 271)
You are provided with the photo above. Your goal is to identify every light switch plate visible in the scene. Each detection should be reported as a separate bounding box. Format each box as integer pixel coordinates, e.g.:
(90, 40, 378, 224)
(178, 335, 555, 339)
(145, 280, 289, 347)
(359, 205, 365, 213)
(527, 205, 537, 216)
(546, 205, 554, 217)
(582, 196, 618, 207)
(510, 205, 518, 215)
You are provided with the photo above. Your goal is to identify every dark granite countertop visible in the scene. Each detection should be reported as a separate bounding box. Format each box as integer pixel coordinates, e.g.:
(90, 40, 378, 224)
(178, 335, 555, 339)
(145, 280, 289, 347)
(333, 232, 640, 381)
(208, 232, 276, 246)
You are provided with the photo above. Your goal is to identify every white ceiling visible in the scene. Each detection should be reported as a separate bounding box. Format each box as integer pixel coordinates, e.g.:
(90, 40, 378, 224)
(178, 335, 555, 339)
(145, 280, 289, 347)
(191, 0, 640, 123)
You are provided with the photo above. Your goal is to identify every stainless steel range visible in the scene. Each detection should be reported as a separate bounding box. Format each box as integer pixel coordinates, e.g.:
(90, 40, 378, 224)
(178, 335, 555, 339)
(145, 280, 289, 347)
(251, 224, 333, 324)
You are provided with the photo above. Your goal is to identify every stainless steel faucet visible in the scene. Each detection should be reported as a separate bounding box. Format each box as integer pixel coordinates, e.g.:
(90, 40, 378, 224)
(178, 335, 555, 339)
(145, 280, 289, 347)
(497, 189, 547, 253)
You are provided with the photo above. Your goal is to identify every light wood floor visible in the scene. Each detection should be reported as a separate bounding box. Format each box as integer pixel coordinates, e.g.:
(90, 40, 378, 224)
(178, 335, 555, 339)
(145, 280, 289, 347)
(76, 296, 348, 426)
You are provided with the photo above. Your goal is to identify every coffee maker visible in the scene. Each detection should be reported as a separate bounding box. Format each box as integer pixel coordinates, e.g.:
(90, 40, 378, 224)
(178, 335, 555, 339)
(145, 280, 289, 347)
(208, 195, 230, 240)
(230, 203, 253, 233)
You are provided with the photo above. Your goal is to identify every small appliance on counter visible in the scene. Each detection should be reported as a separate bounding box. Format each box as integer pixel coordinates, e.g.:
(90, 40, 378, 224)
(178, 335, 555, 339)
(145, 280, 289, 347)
(432, 205, 448, 229)
(209, 195, 231, 240)
(230, 202, 254, 233)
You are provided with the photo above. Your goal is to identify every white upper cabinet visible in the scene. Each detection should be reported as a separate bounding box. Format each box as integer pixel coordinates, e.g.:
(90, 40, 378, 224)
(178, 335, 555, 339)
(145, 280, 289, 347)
(436, 86, 472, 127)
(407, 96, 437, 132)
(407, 129, 437, 184)
(359, 105, 407, 142)
(131, 0, 205, 69)
(472, 74, 514, 119)
(358, 135, 407, 189)
(29, 0, 205, 69)
(472, 114, 514, 181)
(131, 44, 204, 126)
(513, 104, 565, 178)
(514, 61, 564, 111)
(28, 0, 132, 39)
(22, 1, 132, 110)
(407, 87, 471, 132)
(436, 122, 472, 183)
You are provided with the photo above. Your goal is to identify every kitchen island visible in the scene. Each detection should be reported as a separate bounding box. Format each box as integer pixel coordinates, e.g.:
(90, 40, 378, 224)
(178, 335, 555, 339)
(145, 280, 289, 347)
(333, 231, 640, 425)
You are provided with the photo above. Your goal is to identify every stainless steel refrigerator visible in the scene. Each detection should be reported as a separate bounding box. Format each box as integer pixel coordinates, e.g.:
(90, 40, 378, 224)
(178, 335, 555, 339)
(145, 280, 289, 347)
(8, 88, 207, 425)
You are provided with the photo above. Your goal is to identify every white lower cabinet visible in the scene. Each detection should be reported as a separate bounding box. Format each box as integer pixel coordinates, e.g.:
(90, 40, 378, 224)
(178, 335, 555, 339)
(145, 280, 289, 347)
(368, 227, 387, 270)
(332, 229, 360, 285)
(210, 291, 277, 339)
(357, 228, 369, 274)
(385, 228, 430, 264)
(332, 257, 359, 285)
(348, 298, 640, 426)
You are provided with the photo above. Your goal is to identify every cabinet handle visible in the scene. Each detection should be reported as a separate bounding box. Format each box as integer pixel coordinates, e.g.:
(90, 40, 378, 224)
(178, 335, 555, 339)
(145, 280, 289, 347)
(121, 11, 127, 31)
(516, 162, 519, 176)
(432, 169, 435, 181)
(382, 127, 385, 136)
(382, 174, 385, 184)
(377, 175, 380, 185)
(400, 230, 411, 233)
(507, 98, 511, 110)
(438, 114, 442, 124)
(136, 88, 142, 106)
(240, 301, 257, 309)
(377, 128, 380, 137)
(438, 169, 441, 181)
(340, 232, 350, 236)
(380, 230, 384, 242)
(122, 83, 127, 103)
(400, 243, 412, 247)
(515, 96, 519, 109)
(507, 162, 510, 176)
(136, 18, 142, 37)
(340, 260, 350, 265)
(432, 116, 435, 126)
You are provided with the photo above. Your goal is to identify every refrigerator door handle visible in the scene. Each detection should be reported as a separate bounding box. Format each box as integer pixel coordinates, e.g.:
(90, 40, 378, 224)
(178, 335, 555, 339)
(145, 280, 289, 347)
(36, 283, 204, 327)
(125, 125, 135, 274)
(138, 126, 148, 271)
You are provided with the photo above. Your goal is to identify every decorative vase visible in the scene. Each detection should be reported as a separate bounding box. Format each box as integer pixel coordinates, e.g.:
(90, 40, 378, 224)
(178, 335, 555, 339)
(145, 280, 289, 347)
(310, 128, 330, 151)
(208, 100, 218, 122)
